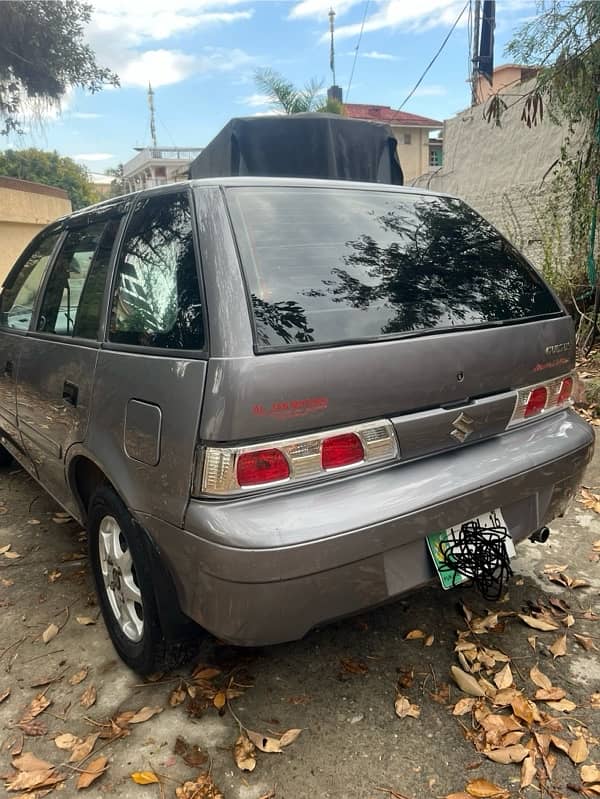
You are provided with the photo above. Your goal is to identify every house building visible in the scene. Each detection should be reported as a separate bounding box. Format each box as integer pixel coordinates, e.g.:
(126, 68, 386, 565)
(122, 146, 204, 194)
(474, 63, 539, 105)
(343, 104, 443, 183)
(0, 176, 71, 280)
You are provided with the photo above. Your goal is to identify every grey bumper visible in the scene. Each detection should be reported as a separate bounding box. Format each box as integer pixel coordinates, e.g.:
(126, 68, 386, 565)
(141, 410, 594, 646)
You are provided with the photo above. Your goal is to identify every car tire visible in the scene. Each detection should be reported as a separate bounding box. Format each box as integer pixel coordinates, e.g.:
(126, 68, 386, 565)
(87, 485, 198, 674)
(0, 443, 13, 467)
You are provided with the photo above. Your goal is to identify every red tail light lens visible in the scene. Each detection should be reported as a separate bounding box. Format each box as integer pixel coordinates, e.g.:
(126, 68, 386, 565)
(557, 376, 573, 405)
(322, 433, 364, 470)
(524, 386, 548, 418)
(236, 449, 290, 486)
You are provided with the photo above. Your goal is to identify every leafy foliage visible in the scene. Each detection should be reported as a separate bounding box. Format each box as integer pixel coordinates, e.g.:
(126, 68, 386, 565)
(0, 0, 118, 134)
(0, 148, 99, 210)
(105, 164, 126, 199)
(502, 1, 600, 340)
(254, 68, 343, 115)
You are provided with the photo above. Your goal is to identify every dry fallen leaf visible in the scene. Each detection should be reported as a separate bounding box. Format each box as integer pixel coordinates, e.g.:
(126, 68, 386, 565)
(12, 752, 53, 771)
(339, 657, 368, 675)
(19, 694, 51, 725)
(451, 666, 485, 697)
(192, 666, 221, 681)
(129, 706, 163, 724)
(69, 734, 99, 763)
(549, 633, 567, 658)
(404, 629, 426, 639)
(42, 624, 59, 644)
(246, 729, 283, 753)
(453, 697, 477, 716)
(69, 668, 88, 686)
(175, 773, 224, 799)
(4, 550, 20, 559)
(574, 633, 597, 651)
(493, 664, 513, 690)
(0, 688, 10, 704)
(75, 616, 95, 626)
(233, 733, 256, 772)
(79, 685, 96, 709)
(546, 698, 576, 712)
(279, 728, 302, 747)
(465, 778, 509, 798)
(174, 736, 207, 768)
(54, 733, 78, 750)
(569, 736, 589, 764)
(521, 754, 536, 788)
(484, 744, 529, 764)
(5, 767, 63, 792)
(169, 685, 187, 707)
(394, 694, 421, 719)
(0, 543, 10, 554)
(518, 614, 559, 631)
(76, 755, 107, 790)
(213, 691, 227, 710)
(582, 765, 600, 783)
(530, 665, 552, 691)
(131, 771, 160, 785)
(424, 634, 435, 647)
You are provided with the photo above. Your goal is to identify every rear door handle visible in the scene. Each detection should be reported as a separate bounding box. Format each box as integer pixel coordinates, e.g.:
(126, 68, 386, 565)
(62, 381, 79, 406)
(4, 360, 13, 377)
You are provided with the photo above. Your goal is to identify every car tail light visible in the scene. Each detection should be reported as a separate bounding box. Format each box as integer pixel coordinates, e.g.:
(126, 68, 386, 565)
(524, 386, 548, 418)
(196, 419, 398, 496)
(557, 376, 573, 405)
(237, 448, 290, 486)
(508, 373, 574, 427)
(322, 433, 364, 470)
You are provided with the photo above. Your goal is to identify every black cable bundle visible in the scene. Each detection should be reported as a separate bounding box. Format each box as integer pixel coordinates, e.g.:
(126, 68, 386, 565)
(438, 518, 513, 601)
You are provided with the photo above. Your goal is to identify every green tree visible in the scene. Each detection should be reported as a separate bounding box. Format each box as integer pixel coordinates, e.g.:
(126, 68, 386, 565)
(105, 164, 125, 198)
(0, 148, 99, 209)
(500, 1, 600, 344)
(0, 0, 118, 135)
(254, 68, 344, 115)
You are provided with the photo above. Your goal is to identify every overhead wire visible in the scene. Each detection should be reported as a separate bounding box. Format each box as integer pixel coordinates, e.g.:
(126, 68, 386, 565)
(345, 0, 370, 102)
(394, 0, 469, 115)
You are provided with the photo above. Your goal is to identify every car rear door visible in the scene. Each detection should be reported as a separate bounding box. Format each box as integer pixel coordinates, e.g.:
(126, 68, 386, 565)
(16, 210, 123, 508)
(0, 229, 62, 463)
(84, 187, 208, 527)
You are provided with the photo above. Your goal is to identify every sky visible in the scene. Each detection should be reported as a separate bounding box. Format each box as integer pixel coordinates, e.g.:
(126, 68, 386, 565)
(5, 0, 536, 177)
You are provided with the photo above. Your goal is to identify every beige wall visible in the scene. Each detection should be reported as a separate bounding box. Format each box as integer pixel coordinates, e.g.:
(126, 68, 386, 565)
(0, 177, 71, 281)
(391, 126, 436, 184)
(412, 81, 584, 275)
(475, 65, 523, 105)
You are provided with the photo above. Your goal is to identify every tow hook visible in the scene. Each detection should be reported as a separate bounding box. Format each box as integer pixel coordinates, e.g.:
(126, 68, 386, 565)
(529, 526, 550, 543)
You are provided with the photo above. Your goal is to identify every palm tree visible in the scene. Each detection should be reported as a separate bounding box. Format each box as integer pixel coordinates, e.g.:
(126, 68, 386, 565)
(254, 68, 343, 115)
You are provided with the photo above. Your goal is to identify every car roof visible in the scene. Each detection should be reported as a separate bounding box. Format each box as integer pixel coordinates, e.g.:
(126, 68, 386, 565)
(60, 176, 456, 224)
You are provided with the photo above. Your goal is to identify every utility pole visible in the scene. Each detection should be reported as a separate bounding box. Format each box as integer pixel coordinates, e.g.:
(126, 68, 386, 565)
(471, 0, 481, 105)
(148, 82, 157, 148)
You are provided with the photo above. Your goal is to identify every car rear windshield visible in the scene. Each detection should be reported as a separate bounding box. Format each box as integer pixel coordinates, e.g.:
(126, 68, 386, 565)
(226, 186, 562, 352)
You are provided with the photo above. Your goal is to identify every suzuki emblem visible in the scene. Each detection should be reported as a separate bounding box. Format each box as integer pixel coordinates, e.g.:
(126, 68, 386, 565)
(450, 411, 475, 443)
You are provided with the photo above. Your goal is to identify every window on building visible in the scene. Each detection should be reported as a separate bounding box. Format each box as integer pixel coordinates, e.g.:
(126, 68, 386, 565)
(403, 132, 412, 145)
(109, 192, 204, 349)
(0, 231, 60, 330)
(429, 148, 443, 167)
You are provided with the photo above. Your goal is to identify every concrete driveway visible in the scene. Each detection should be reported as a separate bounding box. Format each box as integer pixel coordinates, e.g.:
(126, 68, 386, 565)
(0, 437, 599, 799)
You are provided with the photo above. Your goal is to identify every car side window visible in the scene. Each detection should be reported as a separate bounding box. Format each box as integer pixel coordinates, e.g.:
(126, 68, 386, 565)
(0, 231, 60, 331)
(109, 192, 204, 349)
(37, 219, 119, 339)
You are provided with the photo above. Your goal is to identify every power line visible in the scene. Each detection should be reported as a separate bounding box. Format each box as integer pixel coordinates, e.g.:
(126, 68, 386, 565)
(395, 0, 469, 114)
(346, 0, 370, 101)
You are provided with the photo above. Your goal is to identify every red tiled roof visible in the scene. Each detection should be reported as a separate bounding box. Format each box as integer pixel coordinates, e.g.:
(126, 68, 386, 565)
(344, 103, 443, 127)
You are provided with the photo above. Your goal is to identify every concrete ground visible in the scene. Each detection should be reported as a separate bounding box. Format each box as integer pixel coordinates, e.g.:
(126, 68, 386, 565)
(0, 437, 599, 799)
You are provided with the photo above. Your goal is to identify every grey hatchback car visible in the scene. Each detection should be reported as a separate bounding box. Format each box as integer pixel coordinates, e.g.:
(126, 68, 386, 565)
(0, 178, 593, 673)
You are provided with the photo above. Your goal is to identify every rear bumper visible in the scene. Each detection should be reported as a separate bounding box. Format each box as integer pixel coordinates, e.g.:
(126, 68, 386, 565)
(141, 410, 594, 646)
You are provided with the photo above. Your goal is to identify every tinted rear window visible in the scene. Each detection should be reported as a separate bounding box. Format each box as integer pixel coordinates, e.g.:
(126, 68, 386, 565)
(227, 187, 561, 351)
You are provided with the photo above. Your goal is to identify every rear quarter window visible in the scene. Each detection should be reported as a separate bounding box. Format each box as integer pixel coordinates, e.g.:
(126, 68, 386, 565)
(226, 187, 562, 352)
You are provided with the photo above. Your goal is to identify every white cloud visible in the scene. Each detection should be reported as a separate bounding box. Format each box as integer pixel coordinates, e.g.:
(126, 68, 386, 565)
(72, 153, 115, 162)
(86, 1, 256, 91)
(361, 50, 399, 60)
(119, 50, 199, 88)
(238, 92, 272, 107)
(289, 0, 469, 40)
